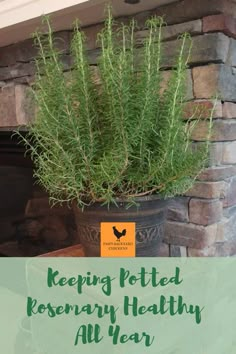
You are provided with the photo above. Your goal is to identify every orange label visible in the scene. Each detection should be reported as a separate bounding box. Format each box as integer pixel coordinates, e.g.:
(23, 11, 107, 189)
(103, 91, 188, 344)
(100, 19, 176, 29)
(100, 222, 136, 257)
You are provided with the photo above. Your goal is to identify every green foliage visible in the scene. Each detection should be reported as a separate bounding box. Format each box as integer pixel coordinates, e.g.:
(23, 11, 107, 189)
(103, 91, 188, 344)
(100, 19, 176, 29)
(15, 11, 212, 207)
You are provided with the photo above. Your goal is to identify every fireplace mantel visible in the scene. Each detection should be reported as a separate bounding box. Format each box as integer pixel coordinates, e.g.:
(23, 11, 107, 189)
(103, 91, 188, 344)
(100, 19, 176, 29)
(0, 0, 177, 47)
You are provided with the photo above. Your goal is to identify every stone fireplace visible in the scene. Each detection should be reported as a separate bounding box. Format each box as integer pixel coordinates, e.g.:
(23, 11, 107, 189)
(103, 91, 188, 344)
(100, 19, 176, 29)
(1, 0, 236, 256)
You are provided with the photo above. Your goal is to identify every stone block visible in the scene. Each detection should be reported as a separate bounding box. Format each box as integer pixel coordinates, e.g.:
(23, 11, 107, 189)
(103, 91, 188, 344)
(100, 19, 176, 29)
(193, 141, 236, 168)
(193, 64, 236, 102)
(193, 64, 218, 99)
(117, 10, 152, 29)
(160, 69, 193, 100)
(222, 141, 236, 164)
(155, 242, 170, 257)
(216, 218, 227, 242)
(64, 65, 101, 87)
(135, 19, 202, 43)
(207, 141, 236, 166)
(90, 66, 101, 85)
(61, 55, 74, 71)
(164, 221, 217, 249)
(160, 33, 229, 68)
(188, 245, 217, 256)
(134, 33, 228, 71)
(190, 120, 210, 141)
(185, 181, 227, 199)
(223, 204, 236, 218)
(83, 24, 103, 50)
(203, 14, 236, 38)
(53, 31, 72, 54)
(216, 213, 236, 242)
(208, 142, 224, 166)
(159, 71, 172, 96)
(13, 76, 35, 86)
(183, 100, 222, 120)
(189, 198, 222, 225)
(0, 39, 37, 67)
(222, 102, 236, 118)
(0, 31, 71, 67)
(0, 86, 17, 127)
(190, 33, 229, 65)
(167, 197, 189, 222)
(214, 215, 236, 244)
(198, 166, 236, 181)
(223, 177, 236, 207)
(152, 0, 225, 25)
(191, 120, 236, 141)
(0, 84, 32, 127)
(0, 63, 35, 81)
(15, 85, 35, 125)
(215, 241, 236, 256)
(87, 48, 101, 65)
(170, 245, 187, 257)
(227, 38, 236, 66)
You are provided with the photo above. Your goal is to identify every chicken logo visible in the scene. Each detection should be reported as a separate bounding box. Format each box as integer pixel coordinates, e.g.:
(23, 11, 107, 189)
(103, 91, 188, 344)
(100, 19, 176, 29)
(100, 222, 135, 257)
(112, 226, 126, 241)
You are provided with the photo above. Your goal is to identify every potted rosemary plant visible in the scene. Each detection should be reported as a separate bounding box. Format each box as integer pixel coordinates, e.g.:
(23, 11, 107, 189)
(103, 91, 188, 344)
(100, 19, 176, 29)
(17, 10, 211, 256)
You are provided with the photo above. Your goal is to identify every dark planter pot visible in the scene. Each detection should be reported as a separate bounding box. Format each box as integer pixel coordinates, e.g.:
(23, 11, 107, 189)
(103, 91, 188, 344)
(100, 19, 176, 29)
(73, 195, 168, 257)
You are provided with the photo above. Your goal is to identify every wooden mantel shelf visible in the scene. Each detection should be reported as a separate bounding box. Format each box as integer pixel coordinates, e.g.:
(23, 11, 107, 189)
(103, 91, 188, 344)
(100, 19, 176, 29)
(0, 0, 176, 47)
(0, 0, 89, 31)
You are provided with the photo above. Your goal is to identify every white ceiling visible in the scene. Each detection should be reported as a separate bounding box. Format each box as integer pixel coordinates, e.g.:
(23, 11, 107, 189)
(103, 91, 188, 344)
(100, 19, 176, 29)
(0, 0, 177, 47)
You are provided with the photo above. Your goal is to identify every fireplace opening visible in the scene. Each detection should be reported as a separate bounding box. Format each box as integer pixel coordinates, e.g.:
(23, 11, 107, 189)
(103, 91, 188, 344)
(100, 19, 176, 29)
(0, 131, 78, 256)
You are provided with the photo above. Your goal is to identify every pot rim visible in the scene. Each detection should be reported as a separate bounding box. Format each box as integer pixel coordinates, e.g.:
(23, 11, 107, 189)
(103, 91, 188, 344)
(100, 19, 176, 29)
(113, 193, 167, 202)
(73, 193, 168, 209)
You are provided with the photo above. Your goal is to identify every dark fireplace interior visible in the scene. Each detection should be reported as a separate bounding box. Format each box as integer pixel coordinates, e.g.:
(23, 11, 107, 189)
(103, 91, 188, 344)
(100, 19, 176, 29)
(0, 131, 78, 256)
